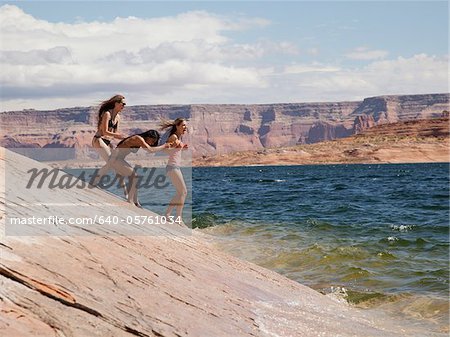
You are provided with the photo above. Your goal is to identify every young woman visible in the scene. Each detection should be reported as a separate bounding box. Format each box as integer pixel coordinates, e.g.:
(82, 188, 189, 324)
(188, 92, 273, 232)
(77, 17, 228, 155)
(107, 130, 170, 208)
(160, 118, 189, 223)
(92, 94, 127, 196)
(92, 94, 126, 157)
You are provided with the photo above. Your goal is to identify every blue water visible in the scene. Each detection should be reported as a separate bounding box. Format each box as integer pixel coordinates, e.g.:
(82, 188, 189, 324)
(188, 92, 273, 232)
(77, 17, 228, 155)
(190, 163, 449, 331)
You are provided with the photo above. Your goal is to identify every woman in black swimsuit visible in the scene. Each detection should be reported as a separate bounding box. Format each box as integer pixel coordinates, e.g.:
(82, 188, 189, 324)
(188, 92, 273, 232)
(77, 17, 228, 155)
(92, 94, 126, 155)
(107, 130, 170, 207)
(92, 94, 127, 194)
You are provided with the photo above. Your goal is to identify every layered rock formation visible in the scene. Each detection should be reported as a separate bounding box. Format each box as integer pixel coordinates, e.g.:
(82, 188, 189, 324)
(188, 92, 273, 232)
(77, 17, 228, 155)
(0, 148, 440, 336)
(0, 93, 448, 159)
(193, 117, 450, 167)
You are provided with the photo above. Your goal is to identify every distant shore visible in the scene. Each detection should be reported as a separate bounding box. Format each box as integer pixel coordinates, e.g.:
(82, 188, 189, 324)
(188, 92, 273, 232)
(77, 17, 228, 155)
(194, 117, 450, 167)
(193, 138, 449, 167)
(33, 117, 450, 169)
(44, 138, 449, 170)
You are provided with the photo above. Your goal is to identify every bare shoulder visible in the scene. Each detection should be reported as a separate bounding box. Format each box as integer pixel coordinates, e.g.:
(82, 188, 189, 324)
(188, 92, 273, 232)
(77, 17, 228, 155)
(134, 135, 146, 146)
(100, 110, 111, 123)
(130, 135, 146, 147)
(167, 134, 179, 142)
(117, 135, 143, 148)
(166, 134, 179, 146)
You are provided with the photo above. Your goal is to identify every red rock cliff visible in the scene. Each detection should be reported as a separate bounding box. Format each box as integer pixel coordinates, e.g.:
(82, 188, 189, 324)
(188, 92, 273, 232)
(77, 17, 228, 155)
(1, 93, 448, 158)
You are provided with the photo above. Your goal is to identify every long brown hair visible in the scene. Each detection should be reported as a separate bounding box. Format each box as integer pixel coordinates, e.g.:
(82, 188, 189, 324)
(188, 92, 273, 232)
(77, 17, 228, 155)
(97, 94, 124, 127)
(160, 118, 185, 137)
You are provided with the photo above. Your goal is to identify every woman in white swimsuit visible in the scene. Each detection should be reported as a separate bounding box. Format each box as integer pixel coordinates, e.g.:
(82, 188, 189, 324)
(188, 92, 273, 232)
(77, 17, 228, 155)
(160, 118, 189, 223)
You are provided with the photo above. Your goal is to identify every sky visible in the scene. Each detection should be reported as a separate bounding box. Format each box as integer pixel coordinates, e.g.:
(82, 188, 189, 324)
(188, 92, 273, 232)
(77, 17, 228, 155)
(0, 1, 448, 111)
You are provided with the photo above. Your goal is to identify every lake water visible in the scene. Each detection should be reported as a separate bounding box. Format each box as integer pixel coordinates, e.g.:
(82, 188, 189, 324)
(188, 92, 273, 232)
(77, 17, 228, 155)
(190, 163, 449, 334)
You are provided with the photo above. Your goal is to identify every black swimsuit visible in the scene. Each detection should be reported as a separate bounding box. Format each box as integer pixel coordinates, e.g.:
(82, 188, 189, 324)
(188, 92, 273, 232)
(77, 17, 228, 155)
(116, 136, 140, 159)
(108, 119, 118, 131)
(94, 114, 119, 146)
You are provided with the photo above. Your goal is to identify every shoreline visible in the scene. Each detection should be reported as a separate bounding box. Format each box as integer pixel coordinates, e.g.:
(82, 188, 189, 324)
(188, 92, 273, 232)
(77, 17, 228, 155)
(28, 139, 450, 170)
(193, 159, 450, 168)
(48, 158, 450, 170)
(199, 224, 449, 335)
(193, 139, 449, 168)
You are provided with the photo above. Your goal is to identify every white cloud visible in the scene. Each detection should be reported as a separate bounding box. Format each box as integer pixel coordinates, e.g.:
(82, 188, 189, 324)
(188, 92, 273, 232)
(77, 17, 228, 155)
(362, 54, 448, 93)
(106, 40, 288, 64)
(0, 5, 282, 110)
(283, 63, 341, 74)
(345, 46, 389, 60)
(260, 54, 448, 103)
(0, 46, 73, 65)
(0, 5, 447, 111)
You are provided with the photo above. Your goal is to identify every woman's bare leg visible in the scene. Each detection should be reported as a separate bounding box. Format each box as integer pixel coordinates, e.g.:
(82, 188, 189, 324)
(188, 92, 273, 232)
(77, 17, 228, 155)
(127, 172, 139, 207)
(166, 169, 187, 221)
(91, 138, 111, 186)
(119, 175, 128, 199)
(110, 159, 139, 206)
(91, 140, 127, 197)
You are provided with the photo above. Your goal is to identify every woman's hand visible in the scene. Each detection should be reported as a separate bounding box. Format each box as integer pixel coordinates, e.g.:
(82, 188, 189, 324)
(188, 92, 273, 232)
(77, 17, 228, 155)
(172, 140, 182, 148)
(182, 144, 188, 149)
(115, 133, 126, 139)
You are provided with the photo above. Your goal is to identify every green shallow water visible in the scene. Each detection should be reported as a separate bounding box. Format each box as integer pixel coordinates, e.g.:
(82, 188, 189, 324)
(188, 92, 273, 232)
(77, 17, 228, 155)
(200, 219, 449, 334)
